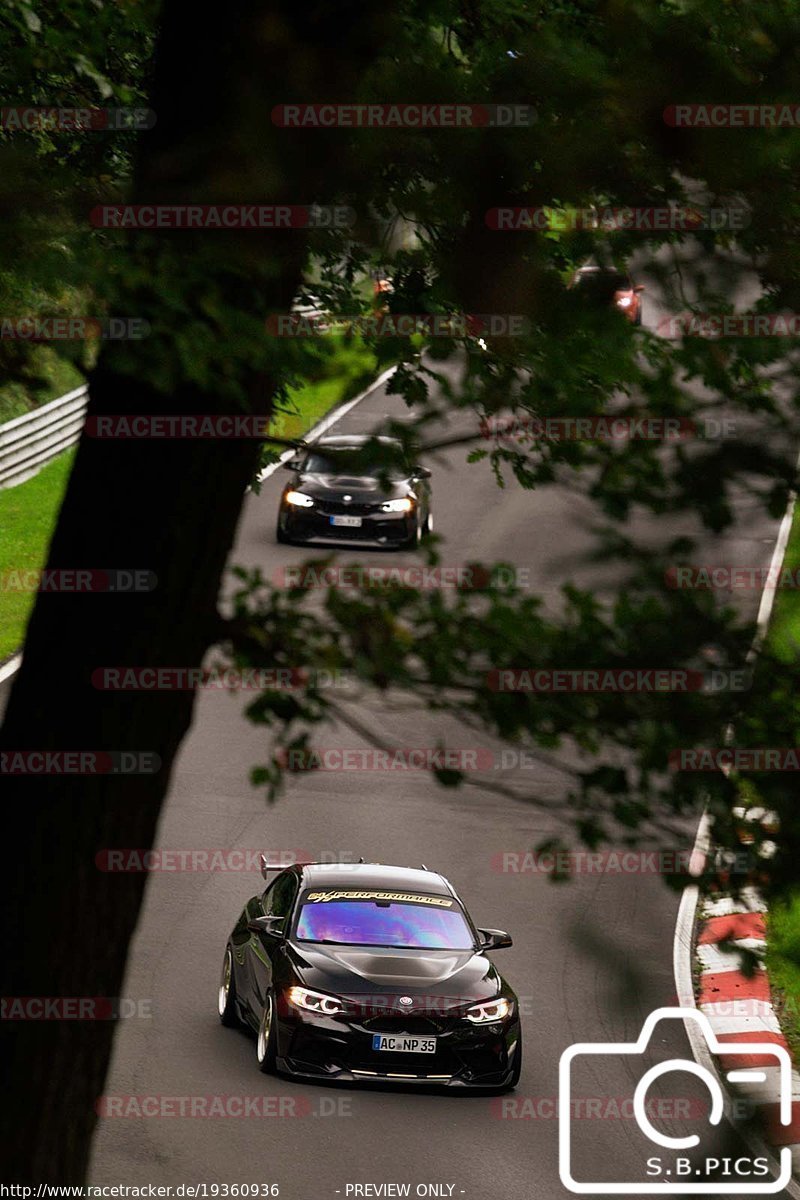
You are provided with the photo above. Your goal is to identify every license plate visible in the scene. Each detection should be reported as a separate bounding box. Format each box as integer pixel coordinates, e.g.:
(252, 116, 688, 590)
(330, 515, 362, 528)
(372, 1035, 436, 1054)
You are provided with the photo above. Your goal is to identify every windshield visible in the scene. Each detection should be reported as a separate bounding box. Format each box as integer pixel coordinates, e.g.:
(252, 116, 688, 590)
(574, 270, 632, 296)
(303, 451, 406, 480)
(295, 893, 475, 949)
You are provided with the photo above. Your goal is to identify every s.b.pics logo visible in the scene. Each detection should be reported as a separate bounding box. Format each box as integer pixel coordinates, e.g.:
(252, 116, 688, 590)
(559, 1008, 792, 1193)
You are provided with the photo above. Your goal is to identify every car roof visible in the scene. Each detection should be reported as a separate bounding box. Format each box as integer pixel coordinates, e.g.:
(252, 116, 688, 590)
(295, 861, 454, 897)
(308, 435, 401, 451)
(576, 265, 630, 276)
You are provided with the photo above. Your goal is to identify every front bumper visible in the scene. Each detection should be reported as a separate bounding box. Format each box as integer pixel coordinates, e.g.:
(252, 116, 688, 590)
(273, 1008, 521, 1090)
(278, 505, 416, 546)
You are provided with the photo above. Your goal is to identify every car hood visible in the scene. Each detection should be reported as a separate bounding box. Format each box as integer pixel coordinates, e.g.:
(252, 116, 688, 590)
(291, 473, 411, 503)
(286, 941, 502, 1003)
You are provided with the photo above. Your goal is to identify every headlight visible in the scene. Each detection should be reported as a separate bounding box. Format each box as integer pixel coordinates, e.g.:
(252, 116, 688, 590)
(381, 497, 414, 513)
(464, 997, 512, 1024)
(285, 490, 314, 508)
(286, 986, 345, 1016)
(616, 295, 633, 309)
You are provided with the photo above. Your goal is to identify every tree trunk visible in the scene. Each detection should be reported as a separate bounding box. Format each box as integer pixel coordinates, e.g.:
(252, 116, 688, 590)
(0, 0, 389, 1180)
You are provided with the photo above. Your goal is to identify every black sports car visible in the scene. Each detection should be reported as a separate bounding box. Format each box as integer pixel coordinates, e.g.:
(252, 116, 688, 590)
(218, 861, 522, 1091)
(275, 435, 432, 549)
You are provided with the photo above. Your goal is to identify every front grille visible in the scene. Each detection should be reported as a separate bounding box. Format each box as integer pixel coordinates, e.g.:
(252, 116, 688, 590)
(315, 500, 381, 516)
(306, 519, 408, 542)
(362, 1015, 443, 1035)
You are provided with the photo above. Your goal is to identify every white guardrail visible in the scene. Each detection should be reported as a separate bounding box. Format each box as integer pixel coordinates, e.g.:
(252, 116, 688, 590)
(0, 302, 326, 490)
(0, 384, 88, 489)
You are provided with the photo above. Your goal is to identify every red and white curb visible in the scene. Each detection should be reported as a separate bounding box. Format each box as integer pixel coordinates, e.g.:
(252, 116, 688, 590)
(675, 812, 800, 1196)
(672, 444, 800, 1192)
(698, 889, 800, 1155)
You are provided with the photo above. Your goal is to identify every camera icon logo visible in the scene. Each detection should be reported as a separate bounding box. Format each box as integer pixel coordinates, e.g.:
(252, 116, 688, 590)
(558, 1006, 792, 1193)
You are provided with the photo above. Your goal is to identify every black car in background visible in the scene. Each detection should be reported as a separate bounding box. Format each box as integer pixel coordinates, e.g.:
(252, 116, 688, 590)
(275, 435, 432, 549)
(218, 861, 522, 1091)
(569, 263, 645, 324)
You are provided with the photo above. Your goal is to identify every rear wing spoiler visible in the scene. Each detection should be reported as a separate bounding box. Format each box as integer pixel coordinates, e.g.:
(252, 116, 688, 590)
(259, 854, 370, 878)
(260, 854, 286, 880)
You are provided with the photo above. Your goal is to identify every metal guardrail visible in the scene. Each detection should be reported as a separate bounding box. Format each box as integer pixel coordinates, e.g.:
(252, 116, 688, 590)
(0, 300, 324, 490)
(0, 385, 88, 489)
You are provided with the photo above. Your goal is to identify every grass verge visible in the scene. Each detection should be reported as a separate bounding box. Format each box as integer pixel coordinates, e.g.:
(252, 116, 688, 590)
(0, 348, 85, 425)
(269, 335, 380, 442)
(0, 449, 76, 663)
(763, 493, 800, 662)
(0, 338, 380, 663)
(766, 894, 800, 1060)
(761, 495, 800, 1057)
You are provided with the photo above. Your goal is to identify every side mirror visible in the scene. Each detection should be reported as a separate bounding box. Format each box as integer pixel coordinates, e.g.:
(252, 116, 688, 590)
(283, 458, 303, 471)
(413, 466, 432, 479)
(477, 927, 513, 951)
(633, 284, 645, 294)
(247, 915, 286, 940)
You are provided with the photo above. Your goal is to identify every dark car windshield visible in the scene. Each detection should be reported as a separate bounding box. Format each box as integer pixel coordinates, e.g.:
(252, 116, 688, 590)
(574, 270, 632, 297)
(295, 892, 474, 949)
(303, 451, 407, 480)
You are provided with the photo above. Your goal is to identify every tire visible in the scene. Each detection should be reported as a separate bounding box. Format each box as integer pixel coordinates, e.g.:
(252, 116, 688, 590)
(399, 514, 423, 550)
(423, 510, 433, 536)
(276, 517, 291, 545)
(218, 946, 240, 1028)
(256, 991, 278, 1074)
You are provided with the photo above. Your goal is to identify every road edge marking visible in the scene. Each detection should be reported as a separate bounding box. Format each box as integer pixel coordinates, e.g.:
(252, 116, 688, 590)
(0, 652, 22, 685)
(255, 365, 398, 483)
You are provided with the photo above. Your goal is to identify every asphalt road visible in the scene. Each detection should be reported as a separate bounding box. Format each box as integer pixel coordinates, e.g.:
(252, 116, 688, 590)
(2, 251, 792, 1197)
